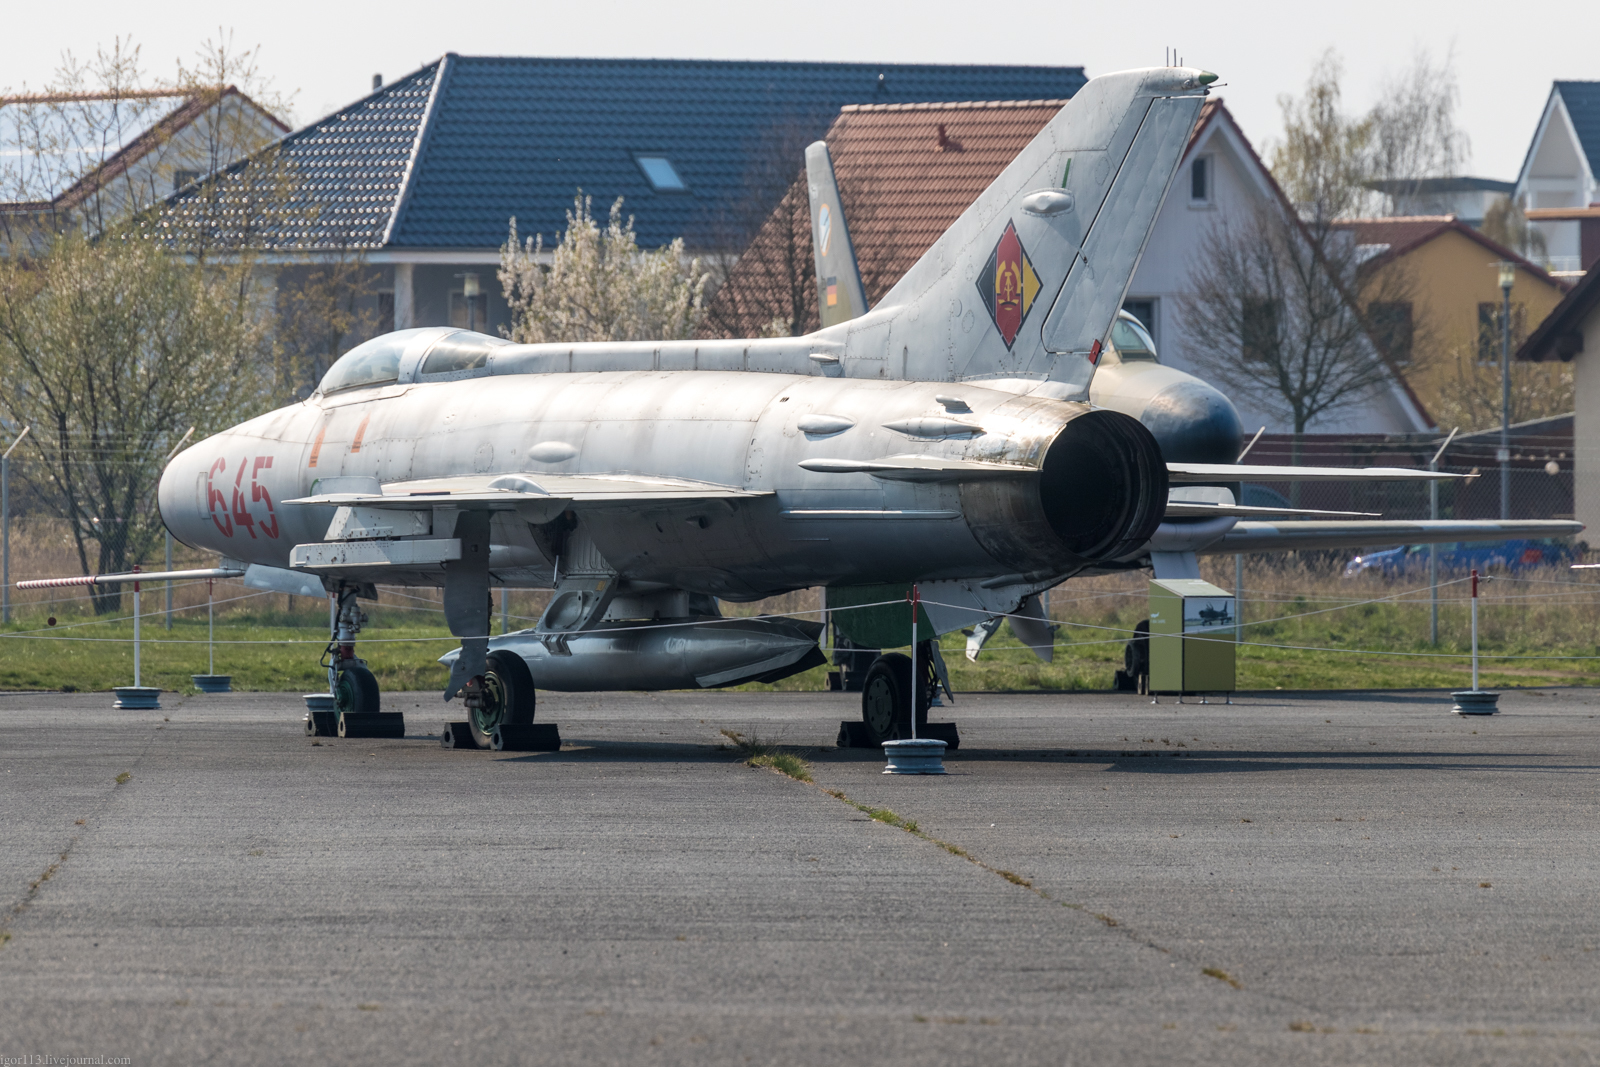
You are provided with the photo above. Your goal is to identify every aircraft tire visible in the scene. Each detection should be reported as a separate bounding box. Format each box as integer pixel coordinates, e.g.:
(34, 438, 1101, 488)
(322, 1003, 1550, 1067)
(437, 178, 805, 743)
(470, 651, 537, 749)
(334, 664, 381, 719)
(861, 653, 915, 744)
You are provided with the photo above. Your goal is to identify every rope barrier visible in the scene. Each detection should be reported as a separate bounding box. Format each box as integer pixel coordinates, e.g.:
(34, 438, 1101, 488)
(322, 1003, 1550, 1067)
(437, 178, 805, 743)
(8, 571, 1600, 671)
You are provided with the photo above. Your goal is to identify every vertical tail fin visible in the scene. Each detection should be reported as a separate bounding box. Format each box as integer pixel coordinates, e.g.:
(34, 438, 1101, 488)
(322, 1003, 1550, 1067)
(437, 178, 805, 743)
(841, 67, 1212, 396)
(806, 141, 868, 328)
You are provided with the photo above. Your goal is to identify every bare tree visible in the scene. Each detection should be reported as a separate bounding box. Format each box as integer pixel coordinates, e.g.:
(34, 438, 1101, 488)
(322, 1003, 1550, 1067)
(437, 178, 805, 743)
(699, 179, 814, 339)
(1270, 52, 1375, 222)
(1481, 195, 1548, 263)
(1179, 204, 1415, 468)
(698, 120, 900, 340)
(1366, 48, 1471, 215)
(271, 257, 386, 400)
(1271, 48, 1471, 221)
(1431, 338, 1573, 431)
(0, 228, 271, 609)
(0, 34, 290, 247)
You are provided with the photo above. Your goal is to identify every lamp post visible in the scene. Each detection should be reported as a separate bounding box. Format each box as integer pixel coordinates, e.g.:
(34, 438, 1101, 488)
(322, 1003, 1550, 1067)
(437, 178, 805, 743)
(1497, 261, 1516, 520)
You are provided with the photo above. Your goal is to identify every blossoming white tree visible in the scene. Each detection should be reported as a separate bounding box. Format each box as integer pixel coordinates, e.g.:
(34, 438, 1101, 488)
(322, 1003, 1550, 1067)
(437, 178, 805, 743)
(499, 195, 708, 344)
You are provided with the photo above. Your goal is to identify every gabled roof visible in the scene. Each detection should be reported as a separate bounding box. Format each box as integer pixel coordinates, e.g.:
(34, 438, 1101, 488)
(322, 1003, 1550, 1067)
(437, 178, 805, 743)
(702, 98, 1064, 337)
(0, 86, 287, 213)
(165, 55, 1089, 253)
(1335, 214, 1568, 288)
(1517, 81, 1600, 192)
(806, 98, 1070, 271)
(1519, 260, 1600, 362)
(1555, 81, 1600, 176)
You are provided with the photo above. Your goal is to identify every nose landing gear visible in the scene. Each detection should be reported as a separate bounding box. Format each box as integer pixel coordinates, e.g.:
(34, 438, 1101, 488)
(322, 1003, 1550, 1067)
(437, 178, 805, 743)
(305, 582, 404, 739)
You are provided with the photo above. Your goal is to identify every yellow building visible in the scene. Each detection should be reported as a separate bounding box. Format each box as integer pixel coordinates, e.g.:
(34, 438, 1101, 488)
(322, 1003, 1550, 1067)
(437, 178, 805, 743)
(1341, 216, 1572, 429)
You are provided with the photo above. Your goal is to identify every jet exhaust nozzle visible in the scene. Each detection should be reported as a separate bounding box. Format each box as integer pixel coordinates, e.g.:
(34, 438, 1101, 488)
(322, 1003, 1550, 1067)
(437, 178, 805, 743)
(960, 407, 1168, 574)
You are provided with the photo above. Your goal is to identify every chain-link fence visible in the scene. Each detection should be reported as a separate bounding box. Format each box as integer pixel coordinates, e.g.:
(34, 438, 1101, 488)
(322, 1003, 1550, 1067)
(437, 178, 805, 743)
(1242, 417, 1576, 524)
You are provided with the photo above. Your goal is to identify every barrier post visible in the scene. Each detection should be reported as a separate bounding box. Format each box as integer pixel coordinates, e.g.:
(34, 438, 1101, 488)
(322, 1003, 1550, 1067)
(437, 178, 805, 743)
(909, 584, 919, 741)
(2, 426, 30, 625)
(132, 565, 142, 688)
(1470, 568, 1479, 692)
(165, 532, 174, 629)
(1427, 428, 1457, 646)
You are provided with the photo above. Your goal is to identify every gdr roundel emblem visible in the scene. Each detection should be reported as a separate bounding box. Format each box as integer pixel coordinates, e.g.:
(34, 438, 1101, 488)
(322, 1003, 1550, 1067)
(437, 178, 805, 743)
(975, 220, 1041, 349)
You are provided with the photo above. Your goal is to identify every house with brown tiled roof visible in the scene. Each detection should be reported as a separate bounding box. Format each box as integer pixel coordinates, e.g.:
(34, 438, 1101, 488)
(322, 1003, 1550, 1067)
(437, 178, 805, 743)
(706, 97, 1432, 434)
(1333, 214, 1571, 427)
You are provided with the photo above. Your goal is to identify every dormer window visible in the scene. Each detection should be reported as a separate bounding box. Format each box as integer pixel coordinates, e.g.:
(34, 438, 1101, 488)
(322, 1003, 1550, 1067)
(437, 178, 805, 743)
(635, 154, 687, 192)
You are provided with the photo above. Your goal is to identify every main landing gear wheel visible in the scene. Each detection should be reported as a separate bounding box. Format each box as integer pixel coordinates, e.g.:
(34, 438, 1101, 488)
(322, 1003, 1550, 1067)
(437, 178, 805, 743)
(859, 652, 930, 745)
(334, 663, 381, 718)
(469, 651, 537, 749)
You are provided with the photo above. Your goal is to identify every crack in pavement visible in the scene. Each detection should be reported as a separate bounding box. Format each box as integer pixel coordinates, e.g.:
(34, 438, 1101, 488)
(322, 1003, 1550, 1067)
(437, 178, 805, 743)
(725, 738, 1309, 1012)
(0, 692, 182, 955)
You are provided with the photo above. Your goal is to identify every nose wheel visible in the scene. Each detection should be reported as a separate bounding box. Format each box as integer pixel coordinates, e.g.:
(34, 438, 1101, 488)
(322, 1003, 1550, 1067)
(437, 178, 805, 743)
(334, 663, 380, 716)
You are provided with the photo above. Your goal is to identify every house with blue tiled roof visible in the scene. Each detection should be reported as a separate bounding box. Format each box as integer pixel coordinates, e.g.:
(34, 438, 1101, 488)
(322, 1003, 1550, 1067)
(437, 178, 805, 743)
(1515, 81, 1600, 275)
(165, 54, 1087, 339)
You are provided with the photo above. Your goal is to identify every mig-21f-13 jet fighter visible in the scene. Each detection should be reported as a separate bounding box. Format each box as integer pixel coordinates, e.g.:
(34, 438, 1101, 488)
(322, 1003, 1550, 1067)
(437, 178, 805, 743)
(143, 67, 1578, 748)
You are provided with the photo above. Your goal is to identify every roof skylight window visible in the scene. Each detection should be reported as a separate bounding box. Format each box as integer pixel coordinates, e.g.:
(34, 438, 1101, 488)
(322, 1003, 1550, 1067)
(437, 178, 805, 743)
(635, 154, 687, 192)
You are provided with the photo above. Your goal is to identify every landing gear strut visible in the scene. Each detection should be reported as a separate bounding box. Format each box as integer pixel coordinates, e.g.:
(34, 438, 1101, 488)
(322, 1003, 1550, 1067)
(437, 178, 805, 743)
(307, 582, 403, 739)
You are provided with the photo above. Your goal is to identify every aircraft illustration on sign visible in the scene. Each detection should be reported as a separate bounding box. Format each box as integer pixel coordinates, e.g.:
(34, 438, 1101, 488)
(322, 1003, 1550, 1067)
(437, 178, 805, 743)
(25, 68, 1578, 748)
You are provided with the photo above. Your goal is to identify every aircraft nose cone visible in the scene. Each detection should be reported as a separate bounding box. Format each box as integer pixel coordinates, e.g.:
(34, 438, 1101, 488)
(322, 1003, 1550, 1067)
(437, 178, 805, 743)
(1138, 380, 1243, 464)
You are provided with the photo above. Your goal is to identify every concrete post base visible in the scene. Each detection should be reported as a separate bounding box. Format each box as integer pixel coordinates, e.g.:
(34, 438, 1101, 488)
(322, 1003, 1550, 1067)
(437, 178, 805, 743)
(883, 738, 948, 774)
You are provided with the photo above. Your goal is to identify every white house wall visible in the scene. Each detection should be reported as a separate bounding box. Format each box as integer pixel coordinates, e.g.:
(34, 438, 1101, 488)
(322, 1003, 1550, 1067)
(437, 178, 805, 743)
(1573, 312, 1600, 532)
(76, 95, 286, 227)
(1517, 92, 1597, 267)
(1126, 112, 1428, 434)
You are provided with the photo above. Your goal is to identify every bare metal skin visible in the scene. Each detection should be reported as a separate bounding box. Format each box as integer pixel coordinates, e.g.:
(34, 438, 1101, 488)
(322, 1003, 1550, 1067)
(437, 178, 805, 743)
(147, 67, 1577, 722)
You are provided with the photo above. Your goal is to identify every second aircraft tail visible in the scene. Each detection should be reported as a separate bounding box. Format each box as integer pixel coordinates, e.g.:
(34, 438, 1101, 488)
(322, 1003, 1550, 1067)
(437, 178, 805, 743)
(832, 66, 1213, 397)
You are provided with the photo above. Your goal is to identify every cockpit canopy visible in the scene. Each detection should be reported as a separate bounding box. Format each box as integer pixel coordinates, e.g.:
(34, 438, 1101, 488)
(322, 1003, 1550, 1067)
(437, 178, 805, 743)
(318, 336, 407, 394)
(317, 329, 512, 395)
(1108, 310, 1158, 362)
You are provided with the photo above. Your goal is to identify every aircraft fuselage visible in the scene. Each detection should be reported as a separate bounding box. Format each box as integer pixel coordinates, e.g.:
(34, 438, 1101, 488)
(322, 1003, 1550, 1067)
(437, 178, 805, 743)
(159, 367, 1165, 601)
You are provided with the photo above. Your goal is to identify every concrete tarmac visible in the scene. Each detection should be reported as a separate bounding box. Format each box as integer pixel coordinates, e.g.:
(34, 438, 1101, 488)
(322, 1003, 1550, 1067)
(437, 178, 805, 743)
(2, 686, 1598, 1065)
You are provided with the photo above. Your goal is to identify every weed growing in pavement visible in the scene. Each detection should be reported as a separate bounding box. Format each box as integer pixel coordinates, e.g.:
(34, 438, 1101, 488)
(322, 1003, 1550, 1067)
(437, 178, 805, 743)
(1202, 967, 1242, 989)
(720, 729, 813, 782)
